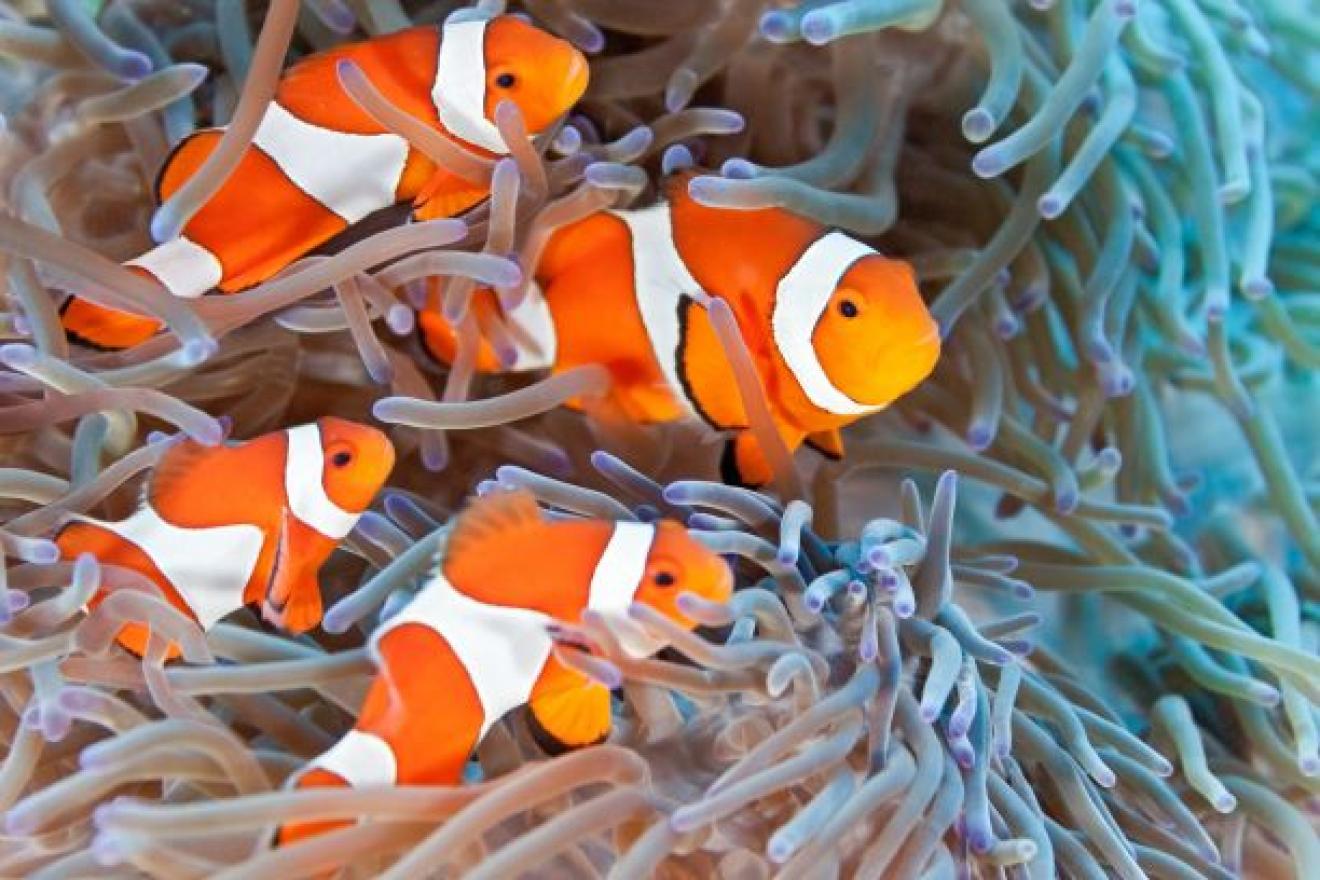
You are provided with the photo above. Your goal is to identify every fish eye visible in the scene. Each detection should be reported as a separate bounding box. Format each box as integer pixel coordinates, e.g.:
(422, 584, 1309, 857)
(653, 571, 676, 587)
(495, 72, 516, 89)
(331, 450, 353, 468)
(838, 298, 859, 319)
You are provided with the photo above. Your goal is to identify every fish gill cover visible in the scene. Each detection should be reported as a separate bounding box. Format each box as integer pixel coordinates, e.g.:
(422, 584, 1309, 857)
(0, 0, 1317, 877)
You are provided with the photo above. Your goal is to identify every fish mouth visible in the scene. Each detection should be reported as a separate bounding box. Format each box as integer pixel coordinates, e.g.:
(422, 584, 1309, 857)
(706, 562, 735, 606)
(869, 327, 942, 370)
(846, 331, 942, 408)
(914, 325, 942, 348)
(897, 320, 942, 354)
(559, 51, 590, 108)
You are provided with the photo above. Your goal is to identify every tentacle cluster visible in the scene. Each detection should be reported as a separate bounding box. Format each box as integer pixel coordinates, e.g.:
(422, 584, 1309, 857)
(0, 0, 1316, 877)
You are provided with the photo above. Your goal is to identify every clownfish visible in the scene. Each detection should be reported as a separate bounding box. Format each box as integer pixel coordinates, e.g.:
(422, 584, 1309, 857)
(277, 489, 732, 846)
(419, 175, 941, 486)
(61, 15, 589, 350)
(54, 418, 395, 653)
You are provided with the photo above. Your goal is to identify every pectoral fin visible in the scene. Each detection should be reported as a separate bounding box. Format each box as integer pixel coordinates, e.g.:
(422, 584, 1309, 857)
(805, 428, 845, 461)
(527, 666, 612, 754)
(61, 295, 163, 351)
(720, 430, 776, 488)
(720, 413, 808, 488)
(262, 512, 328, 634)
(412, 168, 489, 221)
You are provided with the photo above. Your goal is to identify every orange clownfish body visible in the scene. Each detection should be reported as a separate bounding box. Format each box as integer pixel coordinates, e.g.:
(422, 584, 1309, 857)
(55, 418, 395, 653)
(278, 489, 732, 846)
(419, 175, 941, 486)
(61, 15, 589, 350)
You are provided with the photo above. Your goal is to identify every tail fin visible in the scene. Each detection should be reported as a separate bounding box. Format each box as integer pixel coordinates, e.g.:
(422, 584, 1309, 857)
(60, 293, 162, 351)
(62, 127, 231, 350)
(276, 764, 359, 848)
(60, 233, 227, 349)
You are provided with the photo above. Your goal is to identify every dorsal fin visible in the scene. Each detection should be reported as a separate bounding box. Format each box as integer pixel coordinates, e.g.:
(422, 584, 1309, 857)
(661, 170, 702, 214)
(445, 489, 545, 568)
(661, 170, 801, 298)
(145, 438, 215, 511)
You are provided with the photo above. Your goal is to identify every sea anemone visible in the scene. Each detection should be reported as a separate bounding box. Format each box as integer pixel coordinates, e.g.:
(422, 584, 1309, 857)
(0, 0, 1316, 877)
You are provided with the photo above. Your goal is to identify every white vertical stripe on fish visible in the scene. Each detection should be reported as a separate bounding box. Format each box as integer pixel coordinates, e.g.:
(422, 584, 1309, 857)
(250, 101, 410, 224)
(772, 231, 886, 417)
(79, 505, 264, 629)
(433, 19, 509, 155)
(374, 573, 553, 739)
(308, 729, 399, 786)
(612, 205, 701, 418)
(125, 236, 224, 299)
(587, 521, 664, 658)
(284, 424, 361, 539)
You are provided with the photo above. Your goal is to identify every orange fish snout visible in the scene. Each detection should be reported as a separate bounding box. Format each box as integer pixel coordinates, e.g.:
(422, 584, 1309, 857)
(809, 253, 941, 415)
(623, 520, 733, 653)
(483, 16, 589, 136)
(314, 417, 396, 515)
(60, 293, 163, 352)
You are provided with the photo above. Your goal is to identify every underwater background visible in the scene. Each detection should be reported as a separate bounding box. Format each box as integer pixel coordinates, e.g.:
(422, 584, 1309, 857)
(0, 0, 1318, 876)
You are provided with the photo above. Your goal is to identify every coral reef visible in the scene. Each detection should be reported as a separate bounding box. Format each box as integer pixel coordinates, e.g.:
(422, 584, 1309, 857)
(0, 0, 1317, 877)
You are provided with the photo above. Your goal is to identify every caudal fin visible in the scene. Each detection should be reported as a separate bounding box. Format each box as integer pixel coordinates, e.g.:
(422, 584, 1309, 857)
(276, 764, 359, 848)
(60, 233, 227, 349)
(61, 128, 232, 350)
(60, 294, 162, 351)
